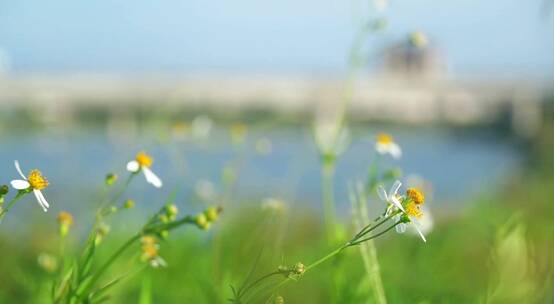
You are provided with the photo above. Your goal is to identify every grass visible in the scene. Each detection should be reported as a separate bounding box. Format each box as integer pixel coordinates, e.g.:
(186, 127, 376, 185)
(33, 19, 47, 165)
(0, 117, 553, 303)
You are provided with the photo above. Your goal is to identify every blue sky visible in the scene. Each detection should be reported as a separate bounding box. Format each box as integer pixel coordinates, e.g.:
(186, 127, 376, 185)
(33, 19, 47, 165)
(0, 0, 552, 76)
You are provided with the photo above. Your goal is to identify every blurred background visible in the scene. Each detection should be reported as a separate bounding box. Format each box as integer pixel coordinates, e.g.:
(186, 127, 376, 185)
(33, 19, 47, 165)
(0, 0, 553, 303)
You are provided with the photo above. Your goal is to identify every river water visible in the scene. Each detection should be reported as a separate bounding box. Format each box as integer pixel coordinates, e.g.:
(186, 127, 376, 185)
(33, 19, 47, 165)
(0, 125, 523, 220)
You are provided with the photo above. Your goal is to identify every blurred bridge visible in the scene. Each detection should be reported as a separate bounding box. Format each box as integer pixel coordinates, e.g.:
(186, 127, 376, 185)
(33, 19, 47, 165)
(0, 72, 547, 138)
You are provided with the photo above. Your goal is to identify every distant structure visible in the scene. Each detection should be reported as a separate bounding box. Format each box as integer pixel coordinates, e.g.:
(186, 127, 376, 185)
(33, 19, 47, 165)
(0, 31, 546, 139)
(380, 32, 446, 79)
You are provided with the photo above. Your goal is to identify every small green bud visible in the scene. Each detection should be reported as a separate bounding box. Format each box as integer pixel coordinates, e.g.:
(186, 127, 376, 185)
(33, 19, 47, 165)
(110, 206, 118, 213)
(158, 214, 169, 223)
(160, 230, 169, 239)
(124, 199, 135, 209)
(0, 185, 9, 196)
(204, 206, 221, 222)
(274, 296, 285, 304)
(95, 223, 110, 245)
(195, 213, 210, 230)
(166, 204, 179, 220)
(293, 262, 305, 275)
(105, 173, 118, 186)
(57, 211, 74, 237)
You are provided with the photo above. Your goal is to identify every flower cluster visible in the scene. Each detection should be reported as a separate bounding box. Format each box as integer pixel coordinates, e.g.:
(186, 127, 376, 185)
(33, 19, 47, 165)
(277, 262, 306, 280)
(194, 206, 222, 230)
(377, 180, 427, 242)
(140, 235, 167, 268)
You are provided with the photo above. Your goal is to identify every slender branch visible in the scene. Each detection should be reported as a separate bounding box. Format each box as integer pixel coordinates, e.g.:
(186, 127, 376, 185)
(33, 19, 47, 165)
(239, 271, 281, 299)
(354, 212, 397, 239)
(350, 222, 401, 246)
(0, 191, 27, 220)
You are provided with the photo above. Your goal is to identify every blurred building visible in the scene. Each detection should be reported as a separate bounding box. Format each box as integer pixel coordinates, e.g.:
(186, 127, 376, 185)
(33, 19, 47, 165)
(380, 33, 446, 79)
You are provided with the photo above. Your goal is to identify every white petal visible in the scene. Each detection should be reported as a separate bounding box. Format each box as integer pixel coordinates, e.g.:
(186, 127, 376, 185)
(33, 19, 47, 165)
(390, 195, 406, 213)
(375, 143, 387, 154)
(33, 190, 48, 212)
(36, 190, 50, 209)
(411, 218, 427, 242)
(390, 180, 402, 196)
(11, 179, 30, 190)
(377, 185, 388, 202)
(126, 160, 140, 173)
(142, 167, 162, 188)
(396, 223, 407, 233)
(389, 143, 402, 159)
(14, 160, 27, 180)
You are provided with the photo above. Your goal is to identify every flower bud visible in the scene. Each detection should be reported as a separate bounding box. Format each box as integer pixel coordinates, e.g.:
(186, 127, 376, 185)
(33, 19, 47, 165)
(166, 204, 179, 220)
(158, 214, 169, 223)
(195, 213, 210, 230)
(124, 199, 135, 209)
(205, 206, 222, 222)
(0, 185, 9, 196)
(95, 223, 110, 245)
(105, 173, 118, 186)
(57, 211, 74, 237)
(293, 262, 305, 275)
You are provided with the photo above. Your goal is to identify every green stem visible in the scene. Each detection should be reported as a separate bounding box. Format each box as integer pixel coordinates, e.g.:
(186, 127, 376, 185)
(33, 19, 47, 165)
(321, 161, 337, 242)
(87, 234, 141, 292)
(350, 222, 401, 246)
(0, 191, 27, 220)
(354, 212, 396, 239)
(239, 271, 281, 300)
(83, 215, 196, 297)
(98, 173, 135, 215)
(266, 221, 398, 297)
(306, 244, 348, 272)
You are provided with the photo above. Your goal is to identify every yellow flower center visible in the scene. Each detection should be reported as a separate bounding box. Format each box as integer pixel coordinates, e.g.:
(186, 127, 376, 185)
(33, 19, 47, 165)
(136, 152, 153, 167)
(406, 188, 425, 205)
(377, 133, 394, 145)
(57, 211, 74, 226)
(141, 236, 159, 260)
(405, 202, 423, 218)
(28, 170, 49, 190)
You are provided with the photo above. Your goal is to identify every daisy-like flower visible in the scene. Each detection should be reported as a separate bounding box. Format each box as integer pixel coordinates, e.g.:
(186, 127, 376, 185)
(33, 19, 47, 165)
(377, 180, 405, 214)
(377, 180, 427, 242)
(10, 160, 50, 212)
(126, 152, 162, 188)
(375, 133, 402, 159)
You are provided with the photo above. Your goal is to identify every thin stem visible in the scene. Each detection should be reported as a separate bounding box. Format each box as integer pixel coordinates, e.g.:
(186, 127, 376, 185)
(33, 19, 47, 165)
(239, 271, 281, 299)
(354, 212, 397, 240)
(306, 244, 348, 272)
(262, 220, 399, 299)
(0, 191, 27, 220)
(321, 161, 337, 242)
(350, 222, 401, 246)
(82, 215, 196, 297)
(87, 234, 141, 292)
(97, 173, 136, 218)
